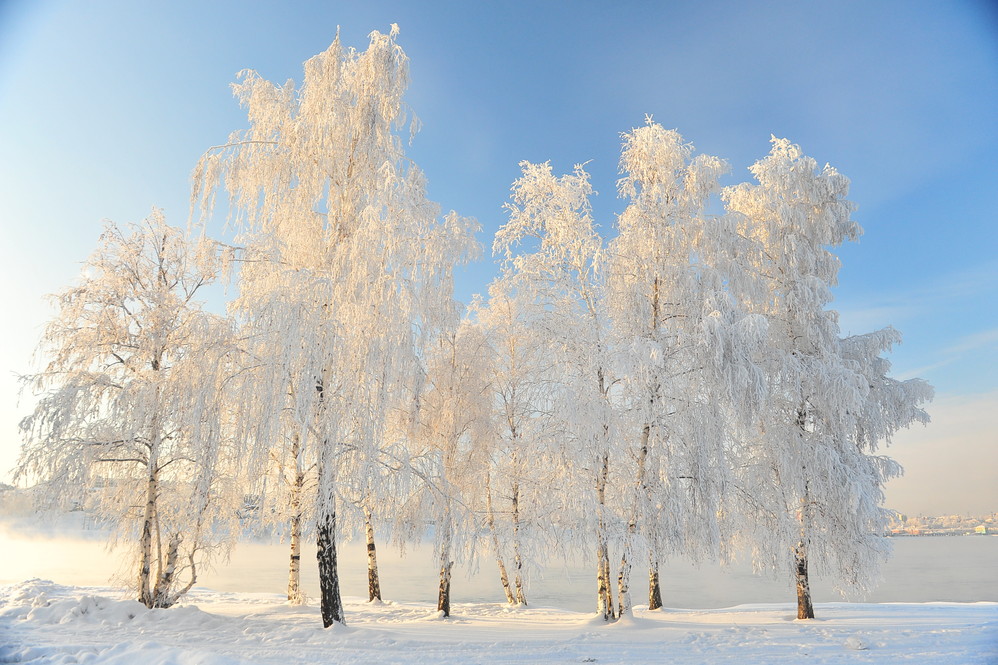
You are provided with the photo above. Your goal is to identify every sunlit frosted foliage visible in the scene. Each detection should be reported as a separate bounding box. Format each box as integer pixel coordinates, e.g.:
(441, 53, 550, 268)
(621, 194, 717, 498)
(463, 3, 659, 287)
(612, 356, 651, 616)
(723, 138, 930, 618)
(17, 211, 240, 608)
(608, 121, 768, 615)
(402, 320, 494, 616)
(496, 160, 624, 620)
(471, 269, 569, 606)
(840, 328, 933, 452)
(193, 26, 479, 626)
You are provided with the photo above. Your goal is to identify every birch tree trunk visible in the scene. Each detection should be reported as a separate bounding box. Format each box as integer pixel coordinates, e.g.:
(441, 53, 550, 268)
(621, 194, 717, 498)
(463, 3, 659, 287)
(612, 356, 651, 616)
(287, 505, 304, 605)
(597, 539, 614, 621)
(437, 516, 453, 617)
(316, 506, 344, 627)
(648, 553, 663, 610)
(287, 433, 306, 605)
(137, 465, 159, 608)
(151, 533, 182, 608)
(794, 414, 815, 620)
(617, 549, 632, 618)
(485, 473, 515, 604)
(643, 282, 663, 612)
(618, 435, 649, 617)
(137, 377, 166, 610)
(364, 506, 382, 602)
(595, 450, 615, 621)
(511, 482, 527, 606)
(795, 541, 814, 620)
(315, 376, 344, 627)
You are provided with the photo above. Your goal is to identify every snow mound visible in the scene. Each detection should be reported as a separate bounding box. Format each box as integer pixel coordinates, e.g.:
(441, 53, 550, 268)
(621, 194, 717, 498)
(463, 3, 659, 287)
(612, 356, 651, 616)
(844, 635, 868, 650)
(26, 594, 147, 626)
(0, 580, 147, 626)
(2, 578, 64, 606)
(131, 603, 231, 632)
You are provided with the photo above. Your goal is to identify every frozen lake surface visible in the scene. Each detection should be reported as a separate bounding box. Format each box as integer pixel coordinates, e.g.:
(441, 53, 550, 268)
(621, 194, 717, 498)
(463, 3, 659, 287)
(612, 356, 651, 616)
(1, 515, 995, 611)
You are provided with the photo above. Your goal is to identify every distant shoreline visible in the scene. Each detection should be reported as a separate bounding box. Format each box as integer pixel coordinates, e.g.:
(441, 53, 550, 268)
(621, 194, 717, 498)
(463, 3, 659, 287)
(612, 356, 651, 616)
(887, 531, 998, 537)
(887, 512, 997, 537)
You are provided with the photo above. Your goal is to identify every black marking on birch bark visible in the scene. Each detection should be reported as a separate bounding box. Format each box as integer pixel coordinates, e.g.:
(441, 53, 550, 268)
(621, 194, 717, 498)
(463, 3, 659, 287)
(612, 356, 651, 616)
(317, 512, 344, 627)
(795, 542, 814, 620)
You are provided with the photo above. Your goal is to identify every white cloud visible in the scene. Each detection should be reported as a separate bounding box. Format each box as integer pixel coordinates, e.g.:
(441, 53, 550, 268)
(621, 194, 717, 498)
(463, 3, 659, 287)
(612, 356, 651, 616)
(944, 327, 998, 356)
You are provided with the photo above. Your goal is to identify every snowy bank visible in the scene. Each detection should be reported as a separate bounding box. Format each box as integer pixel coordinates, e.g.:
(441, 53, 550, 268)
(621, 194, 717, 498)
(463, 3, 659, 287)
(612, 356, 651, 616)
(1, 580, 996, 664)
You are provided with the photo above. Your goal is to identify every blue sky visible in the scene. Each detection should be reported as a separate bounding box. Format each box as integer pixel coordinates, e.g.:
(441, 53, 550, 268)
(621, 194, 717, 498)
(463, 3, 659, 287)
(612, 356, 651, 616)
(0, 1, 995, 513)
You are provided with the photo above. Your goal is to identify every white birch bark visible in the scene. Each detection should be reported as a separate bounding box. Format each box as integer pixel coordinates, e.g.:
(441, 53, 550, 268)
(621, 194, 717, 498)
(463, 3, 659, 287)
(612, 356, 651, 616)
(485, 471, 516, 604)
(364, 506, 382, 602)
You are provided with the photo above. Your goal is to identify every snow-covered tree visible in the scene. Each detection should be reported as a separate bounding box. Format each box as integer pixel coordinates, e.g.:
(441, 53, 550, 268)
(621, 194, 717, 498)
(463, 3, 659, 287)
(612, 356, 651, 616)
(17, 211, 239, 609)
(235, 387, 318, 605)
(192, 26, 478, 626)
(279, 428, 316, 606)
(471, 279, 561, 607)
(723, 138, 929, 619)
(722, 137, 853, 619)
(607, 121, 767, 615)
(403, 321, 492, 617)
(496, 160, 622, 620)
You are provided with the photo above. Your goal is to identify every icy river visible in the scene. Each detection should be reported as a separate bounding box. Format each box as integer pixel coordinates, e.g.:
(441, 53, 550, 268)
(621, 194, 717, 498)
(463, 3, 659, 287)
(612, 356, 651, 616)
(1, 518, 995, 611)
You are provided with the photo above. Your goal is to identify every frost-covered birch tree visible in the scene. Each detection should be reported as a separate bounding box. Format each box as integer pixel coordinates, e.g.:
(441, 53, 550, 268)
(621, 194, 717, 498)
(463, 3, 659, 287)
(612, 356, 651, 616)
(405, 321, 492, 617)
(192, 26, 478, 627)
(17, 211, 240, 609)
(608, 121, 767, 616)
(723, 137, 856, 619)
(723, 138, 929, 619)
(496, 161, 622, 621)
(233, 382, 318, 606)
(472, 280, 561, 607)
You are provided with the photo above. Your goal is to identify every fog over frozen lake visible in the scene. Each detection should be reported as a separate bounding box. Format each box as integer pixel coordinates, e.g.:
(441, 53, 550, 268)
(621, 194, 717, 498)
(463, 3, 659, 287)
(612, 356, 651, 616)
(2, 516, 995, 611)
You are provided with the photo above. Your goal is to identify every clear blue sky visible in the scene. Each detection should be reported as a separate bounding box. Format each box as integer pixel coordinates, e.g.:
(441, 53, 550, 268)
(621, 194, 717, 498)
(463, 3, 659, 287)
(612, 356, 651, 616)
(1, 0, 995, 513)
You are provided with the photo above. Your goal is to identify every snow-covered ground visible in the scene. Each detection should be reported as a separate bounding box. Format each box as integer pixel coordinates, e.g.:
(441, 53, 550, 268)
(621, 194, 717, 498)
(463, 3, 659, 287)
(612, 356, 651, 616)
(2, 580, 995, 664)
